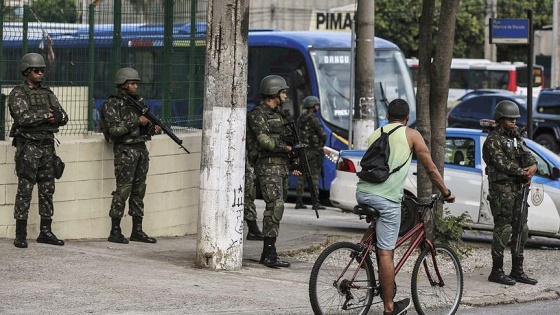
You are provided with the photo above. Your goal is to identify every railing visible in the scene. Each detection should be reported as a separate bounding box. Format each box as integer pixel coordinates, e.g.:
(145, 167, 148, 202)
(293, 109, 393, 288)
(1, 0, 208, 136)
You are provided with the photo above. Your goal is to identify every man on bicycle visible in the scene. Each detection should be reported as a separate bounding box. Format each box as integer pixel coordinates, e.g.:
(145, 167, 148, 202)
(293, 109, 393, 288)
(355, 98, 455, 315)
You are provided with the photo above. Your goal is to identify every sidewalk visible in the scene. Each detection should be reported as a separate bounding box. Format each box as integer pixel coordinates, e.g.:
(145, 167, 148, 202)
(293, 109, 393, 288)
(1, 200, 559, 315)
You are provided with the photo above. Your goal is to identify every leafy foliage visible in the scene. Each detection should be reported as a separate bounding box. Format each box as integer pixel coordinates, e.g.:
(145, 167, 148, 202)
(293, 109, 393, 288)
(29, 0, 77, 23)
(374, 0, 553, 61)
(434, 208, 473, 259)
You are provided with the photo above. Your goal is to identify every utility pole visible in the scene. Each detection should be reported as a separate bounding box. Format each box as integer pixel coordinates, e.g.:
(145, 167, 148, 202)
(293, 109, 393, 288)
(552, 0, 560, 88)
(352, 0, 375, 150)
(196, 0, 249, 271)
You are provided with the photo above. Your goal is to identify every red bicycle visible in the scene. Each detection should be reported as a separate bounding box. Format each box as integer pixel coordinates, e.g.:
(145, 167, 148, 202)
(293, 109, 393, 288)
(309, 194, 463, 315)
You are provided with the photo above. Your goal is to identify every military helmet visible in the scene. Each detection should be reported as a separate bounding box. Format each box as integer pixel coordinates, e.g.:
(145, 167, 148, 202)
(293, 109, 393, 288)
(303, 96, 320, 108)
(115, 67, 141, 85)
(493, 100, 521, 121)
(259, 75, 289, 96)
(20, 53, 46, 72)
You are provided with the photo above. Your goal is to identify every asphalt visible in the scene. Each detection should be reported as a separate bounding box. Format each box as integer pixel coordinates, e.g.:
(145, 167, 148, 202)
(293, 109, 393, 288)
(1, 200, 560, 315)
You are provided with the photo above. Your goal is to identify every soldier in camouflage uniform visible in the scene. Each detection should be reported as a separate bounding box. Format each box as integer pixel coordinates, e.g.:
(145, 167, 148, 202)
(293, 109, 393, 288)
(247, 75, 294, 268)
(8, 53, 68, 248)
(244, 117, 264, 240)
(101, 67, 160, 244)
(295, 96, 327, 210)
(483, 100, 538, 286)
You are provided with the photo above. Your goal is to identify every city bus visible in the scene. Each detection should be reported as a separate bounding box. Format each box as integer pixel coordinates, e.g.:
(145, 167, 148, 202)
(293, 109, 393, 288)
(407, 58, 544, 104)
(1, 23, 416, 198)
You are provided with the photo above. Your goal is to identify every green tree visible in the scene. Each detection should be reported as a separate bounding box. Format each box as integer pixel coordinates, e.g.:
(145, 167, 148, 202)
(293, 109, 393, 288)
(375, 0, 553, 61)
(29, 0, 77, 23)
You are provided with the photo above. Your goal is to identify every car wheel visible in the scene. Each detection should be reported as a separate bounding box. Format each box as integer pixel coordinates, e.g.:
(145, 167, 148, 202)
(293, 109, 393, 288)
(399, 197, 418, 236)
(534, 133, 560, 154)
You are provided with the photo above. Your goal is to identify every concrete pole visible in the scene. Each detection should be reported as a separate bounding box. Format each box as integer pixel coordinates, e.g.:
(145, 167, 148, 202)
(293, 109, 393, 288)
(196, 0, 250, 271)
(352, 0, 375, 150)
(484, 0, 497, 61)
(552, 0, 560, 88)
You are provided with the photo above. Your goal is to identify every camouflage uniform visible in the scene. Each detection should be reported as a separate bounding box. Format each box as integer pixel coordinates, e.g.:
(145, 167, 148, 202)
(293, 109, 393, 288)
(102, 93, 151, 219)
(9, 83, 68, 220)
(483, 126, 536, 260)
(247, 102, 291, 238)
(296, 111, 326, 202)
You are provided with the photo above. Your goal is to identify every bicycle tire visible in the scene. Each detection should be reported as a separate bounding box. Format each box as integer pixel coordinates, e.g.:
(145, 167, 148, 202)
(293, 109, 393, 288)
(411, 244, 464, 315)
(309, 242, 375, 315)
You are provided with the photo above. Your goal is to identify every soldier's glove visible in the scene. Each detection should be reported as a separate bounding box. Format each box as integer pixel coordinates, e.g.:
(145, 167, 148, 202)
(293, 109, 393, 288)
(51, 110, 64, 124)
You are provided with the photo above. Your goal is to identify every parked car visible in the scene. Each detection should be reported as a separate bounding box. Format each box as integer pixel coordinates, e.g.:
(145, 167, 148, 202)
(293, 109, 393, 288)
(330, 128, 560, 239)
(533, 89, 560, 153)
(447, 93, 529, 129)
(448, 89, 560, 154)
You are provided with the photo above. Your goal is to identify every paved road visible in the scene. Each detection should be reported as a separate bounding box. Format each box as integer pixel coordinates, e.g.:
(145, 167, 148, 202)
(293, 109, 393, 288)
(1, 201, 559, 315)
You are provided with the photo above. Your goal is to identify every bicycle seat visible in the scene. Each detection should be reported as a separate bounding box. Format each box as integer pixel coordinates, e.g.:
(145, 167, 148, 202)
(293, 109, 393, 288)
(353, 204, 380, 218)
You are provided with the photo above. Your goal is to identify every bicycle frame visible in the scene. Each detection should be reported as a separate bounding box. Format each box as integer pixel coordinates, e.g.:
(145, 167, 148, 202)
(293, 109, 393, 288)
(352, 196, 446, 288)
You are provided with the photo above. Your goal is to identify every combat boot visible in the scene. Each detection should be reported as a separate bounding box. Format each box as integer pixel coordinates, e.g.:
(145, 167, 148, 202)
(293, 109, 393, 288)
(14, 219, 28, 248)
(295, 199, 307, 209)
(36, 218, 65, 246)
(262, 237, 290, 268)
(108, 217, 129, 244)
(246, 220, 264, 241)
(510, 256, 538, 285)
(488, 257, 515, 285)
(130, 216, 157, 243)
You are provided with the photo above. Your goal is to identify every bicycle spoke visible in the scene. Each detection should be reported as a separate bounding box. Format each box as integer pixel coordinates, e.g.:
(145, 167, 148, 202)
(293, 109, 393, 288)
(309, 242, 376, 315)
(411, 244, 464, 315)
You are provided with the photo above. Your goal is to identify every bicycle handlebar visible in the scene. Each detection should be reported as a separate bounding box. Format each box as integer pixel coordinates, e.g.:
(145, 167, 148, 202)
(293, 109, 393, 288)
(404, 194, 441, 208)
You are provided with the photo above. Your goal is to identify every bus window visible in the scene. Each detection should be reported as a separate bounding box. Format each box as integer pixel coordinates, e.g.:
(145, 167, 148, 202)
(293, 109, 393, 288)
(248, 46, 309, 116)
(516, 65, 545, 87)
(313, 49, 415, 132)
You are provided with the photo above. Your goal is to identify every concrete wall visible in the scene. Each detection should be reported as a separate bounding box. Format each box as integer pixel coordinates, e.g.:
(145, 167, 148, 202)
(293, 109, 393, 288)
(0, 132, 201, 240)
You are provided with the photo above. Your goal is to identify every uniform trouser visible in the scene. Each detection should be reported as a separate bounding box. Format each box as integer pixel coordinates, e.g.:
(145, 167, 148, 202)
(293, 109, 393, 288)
(489, 184, 528, 259)
(255, 162, 289, 238)
(244, 160, 258, 222)
(296, 150, 322, 199)
(109, 143, 149, 218)
(13, 140, 56, 220)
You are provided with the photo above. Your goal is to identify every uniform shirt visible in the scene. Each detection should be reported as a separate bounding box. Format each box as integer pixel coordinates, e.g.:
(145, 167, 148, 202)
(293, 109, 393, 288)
(483, 126, 536, 184)
(356, 123, 411, 203)
(8, 82, 68, 141)
(247, 102, 290, 159)
(102, 93, 151, 144)
(298, 111, 327, 150)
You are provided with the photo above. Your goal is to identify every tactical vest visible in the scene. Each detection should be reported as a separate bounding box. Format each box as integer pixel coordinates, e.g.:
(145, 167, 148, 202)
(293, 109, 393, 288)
(10, 84, 60, 136)
(101, 95, 150, 144)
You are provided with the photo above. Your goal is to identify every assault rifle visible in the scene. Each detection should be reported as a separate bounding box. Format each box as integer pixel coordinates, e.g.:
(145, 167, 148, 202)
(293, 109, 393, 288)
(123, 94, 190, 154)
(514, 183, 530, 255)
(514, 139, 532, 254)
(284, 116, 320, 219)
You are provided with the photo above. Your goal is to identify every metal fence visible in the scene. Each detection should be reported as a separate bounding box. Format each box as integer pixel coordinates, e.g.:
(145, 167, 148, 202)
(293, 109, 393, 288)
(1, 0, 208, 139)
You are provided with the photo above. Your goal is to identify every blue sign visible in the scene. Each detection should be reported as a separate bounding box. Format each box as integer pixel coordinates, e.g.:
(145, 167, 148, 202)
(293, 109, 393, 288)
(490, 18, 529, 44)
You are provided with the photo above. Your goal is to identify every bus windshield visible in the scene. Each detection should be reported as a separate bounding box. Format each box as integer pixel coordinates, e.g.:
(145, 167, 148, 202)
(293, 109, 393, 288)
(311, 49, 416, 131)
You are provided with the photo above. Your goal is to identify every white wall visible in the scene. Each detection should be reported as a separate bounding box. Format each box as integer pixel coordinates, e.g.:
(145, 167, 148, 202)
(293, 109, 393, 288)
(0, 132, 201, 240)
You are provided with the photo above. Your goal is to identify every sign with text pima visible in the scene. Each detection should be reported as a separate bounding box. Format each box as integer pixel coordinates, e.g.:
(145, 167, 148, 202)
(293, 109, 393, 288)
(490, 18, 529, 44)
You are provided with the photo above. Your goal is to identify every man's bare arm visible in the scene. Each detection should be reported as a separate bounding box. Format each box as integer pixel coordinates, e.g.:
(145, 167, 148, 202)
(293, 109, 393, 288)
(407, 128, 455, 202)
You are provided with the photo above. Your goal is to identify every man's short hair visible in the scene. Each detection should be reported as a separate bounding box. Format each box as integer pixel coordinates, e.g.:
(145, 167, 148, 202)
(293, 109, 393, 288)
(388, 99, 410, 120)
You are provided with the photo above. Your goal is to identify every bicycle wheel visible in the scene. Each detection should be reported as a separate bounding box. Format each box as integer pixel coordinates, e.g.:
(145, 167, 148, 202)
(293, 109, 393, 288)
(411, 244, 463, 315)
(309, 242, 376, 315)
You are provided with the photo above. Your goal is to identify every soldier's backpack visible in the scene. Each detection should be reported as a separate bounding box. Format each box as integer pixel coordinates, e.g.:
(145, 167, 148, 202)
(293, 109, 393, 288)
(99, 96, 122, 143)
(356, 125, 411, 183)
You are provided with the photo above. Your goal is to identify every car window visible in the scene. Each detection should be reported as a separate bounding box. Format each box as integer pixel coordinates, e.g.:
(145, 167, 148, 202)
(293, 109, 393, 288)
(530, 150, 551, 177)
(536, 93, 560, 114)
(445, 137, 476, 167)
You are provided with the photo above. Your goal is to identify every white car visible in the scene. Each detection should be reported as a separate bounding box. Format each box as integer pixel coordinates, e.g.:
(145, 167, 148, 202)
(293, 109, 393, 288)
(330, 128, 560, 239)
